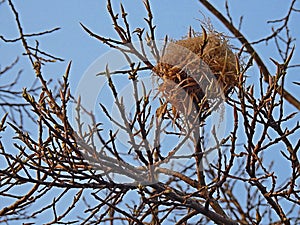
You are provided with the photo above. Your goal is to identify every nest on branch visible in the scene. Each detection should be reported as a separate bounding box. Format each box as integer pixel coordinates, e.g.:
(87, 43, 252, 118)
(153, 28, 239, 118)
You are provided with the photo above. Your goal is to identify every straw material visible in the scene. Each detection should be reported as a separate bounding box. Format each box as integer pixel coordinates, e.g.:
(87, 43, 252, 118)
(153, 29, 238, 116)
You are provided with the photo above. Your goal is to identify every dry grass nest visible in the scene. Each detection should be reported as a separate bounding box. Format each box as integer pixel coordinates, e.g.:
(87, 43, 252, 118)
(153, 29, 239, 116)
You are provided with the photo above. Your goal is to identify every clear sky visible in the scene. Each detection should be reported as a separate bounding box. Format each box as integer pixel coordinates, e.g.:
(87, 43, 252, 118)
(1, 0, 299, 93)
(2, 0, 299, 166)
(1, 0, 300, 224)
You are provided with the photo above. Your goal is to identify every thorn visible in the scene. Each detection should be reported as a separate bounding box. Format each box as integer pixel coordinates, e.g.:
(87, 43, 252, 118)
(64, 61, 72, 80)
(201, 25, 207, 43)
(284, 45, 295, 67)
(269, 57, 279, 66)
(235, 54, 240, 75)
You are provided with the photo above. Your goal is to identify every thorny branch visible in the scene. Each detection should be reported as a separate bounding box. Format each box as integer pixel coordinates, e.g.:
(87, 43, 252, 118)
(198, 0, 300, 111)
(0, 0, 299, 224)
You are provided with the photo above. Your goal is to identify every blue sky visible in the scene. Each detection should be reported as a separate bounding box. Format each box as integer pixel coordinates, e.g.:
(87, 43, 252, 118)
(1, 0, 300, 91)
(2, 0, 298, 165)
(1, 0, 300, 223)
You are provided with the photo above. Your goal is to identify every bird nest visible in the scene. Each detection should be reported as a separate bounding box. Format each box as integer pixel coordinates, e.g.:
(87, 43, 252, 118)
(153, 29, 239, 118)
